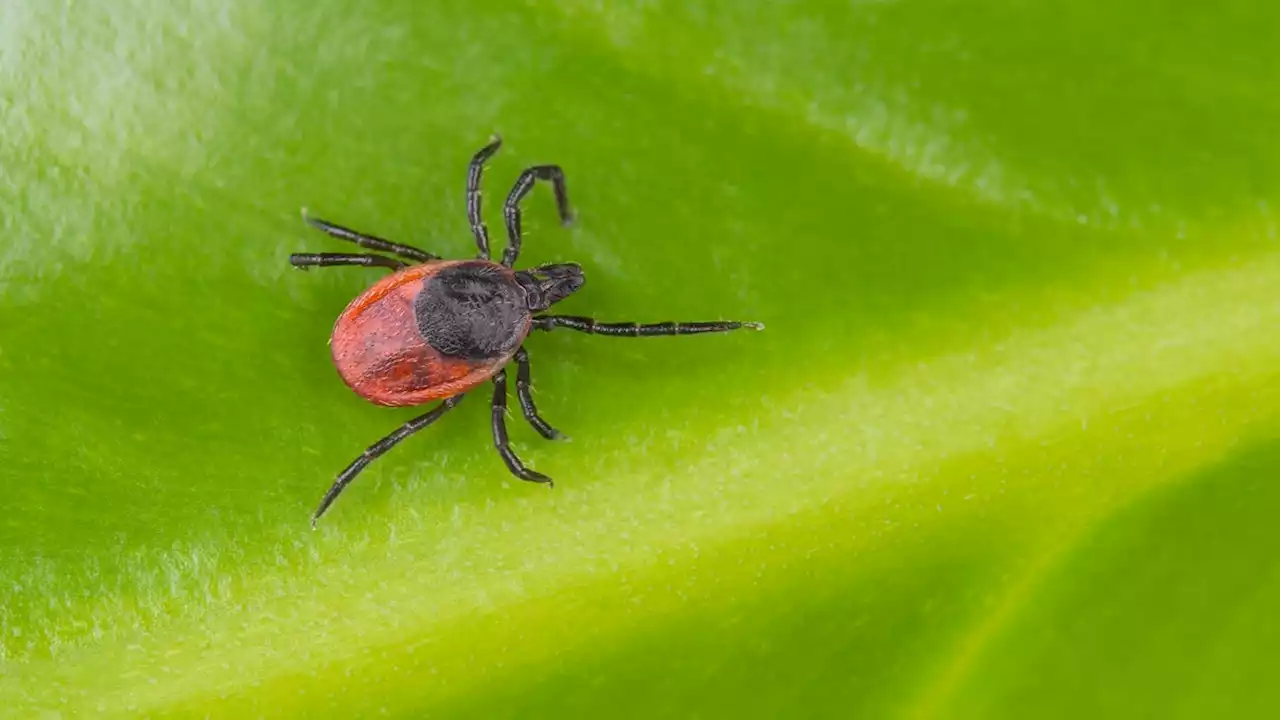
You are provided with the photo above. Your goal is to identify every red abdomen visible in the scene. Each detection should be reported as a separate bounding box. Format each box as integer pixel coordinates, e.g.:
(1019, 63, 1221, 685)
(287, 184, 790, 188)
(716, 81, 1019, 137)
(329, 260, 526, 407)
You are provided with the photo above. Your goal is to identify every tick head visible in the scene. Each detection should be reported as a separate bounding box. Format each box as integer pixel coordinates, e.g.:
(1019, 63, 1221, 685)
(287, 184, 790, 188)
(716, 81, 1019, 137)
(517, 263, 585, 312)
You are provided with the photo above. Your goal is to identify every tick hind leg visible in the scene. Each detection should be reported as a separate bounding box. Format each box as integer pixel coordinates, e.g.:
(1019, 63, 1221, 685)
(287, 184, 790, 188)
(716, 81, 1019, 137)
(290, 252, 408, 271)
(311, 395, 464, 526)
(514, 346, 566, 440)
(502, 164, 574, 267)
(491, 369, 555, 486)
(532, 316, 764, 336)
(302, 209, 437, 263)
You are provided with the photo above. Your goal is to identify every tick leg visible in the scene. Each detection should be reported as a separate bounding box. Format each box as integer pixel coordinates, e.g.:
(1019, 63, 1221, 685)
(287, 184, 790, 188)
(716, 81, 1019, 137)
(302, 209, 437, 263)
(532, 315, 764, 336)
(502, 164, 574, 267)
(311, 395, 464, 527)
(491, 369, 555, 485)
(290, 252, 408, 271)
(514, 346, 565, 440)
(466, 135, 503, 260)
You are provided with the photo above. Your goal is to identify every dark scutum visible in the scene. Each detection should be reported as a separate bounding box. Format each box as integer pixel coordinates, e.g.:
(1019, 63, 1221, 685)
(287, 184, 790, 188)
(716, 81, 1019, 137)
(414, 263, 530, 360)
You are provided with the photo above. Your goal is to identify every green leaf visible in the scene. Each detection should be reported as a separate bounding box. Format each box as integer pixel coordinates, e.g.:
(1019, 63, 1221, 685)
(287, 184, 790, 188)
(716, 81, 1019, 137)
(3, 1, 1278, 717)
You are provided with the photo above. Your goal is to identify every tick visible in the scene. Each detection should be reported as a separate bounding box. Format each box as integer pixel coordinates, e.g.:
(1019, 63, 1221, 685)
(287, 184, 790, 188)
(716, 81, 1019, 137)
(292, 136, 762, 526)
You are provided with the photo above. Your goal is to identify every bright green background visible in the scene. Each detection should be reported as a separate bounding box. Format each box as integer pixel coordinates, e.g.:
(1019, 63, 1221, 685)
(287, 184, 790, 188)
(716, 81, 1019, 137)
(3, 1, 1280, 717)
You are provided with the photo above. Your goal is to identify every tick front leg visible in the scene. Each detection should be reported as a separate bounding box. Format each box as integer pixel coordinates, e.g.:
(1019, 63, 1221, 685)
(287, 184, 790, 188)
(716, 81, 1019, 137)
(502, 164, 574, 267)
(491, 369, 555, 486)
(514, 346, 566, 440)
(290, 252, 408, 271)
(302, 209, 437, 263)
(466, 135, 503, 260)
(532, 315, 764, 336)
(311, 395, 464, 526)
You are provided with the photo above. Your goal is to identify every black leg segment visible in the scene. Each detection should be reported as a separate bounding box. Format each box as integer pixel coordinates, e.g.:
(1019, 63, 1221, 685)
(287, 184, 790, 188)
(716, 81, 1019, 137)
(502, 165, 573, 267)
(491, 370, 554, 485)
(302, 209, 437, 263)
(514, 346, 565, 440)
(311, 395, 465, 526)
(466, 135, 503, 260)
(290, 252, 408, 270)
(532, 315, 764, 336)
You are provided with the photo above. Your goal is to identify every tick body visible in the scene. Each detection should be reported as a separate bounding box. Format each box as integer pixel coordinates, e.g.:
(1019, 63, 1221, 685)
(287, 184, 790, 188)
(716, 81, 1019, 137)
(292, 136, 761, 526)
(331, 260, 529, 406)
